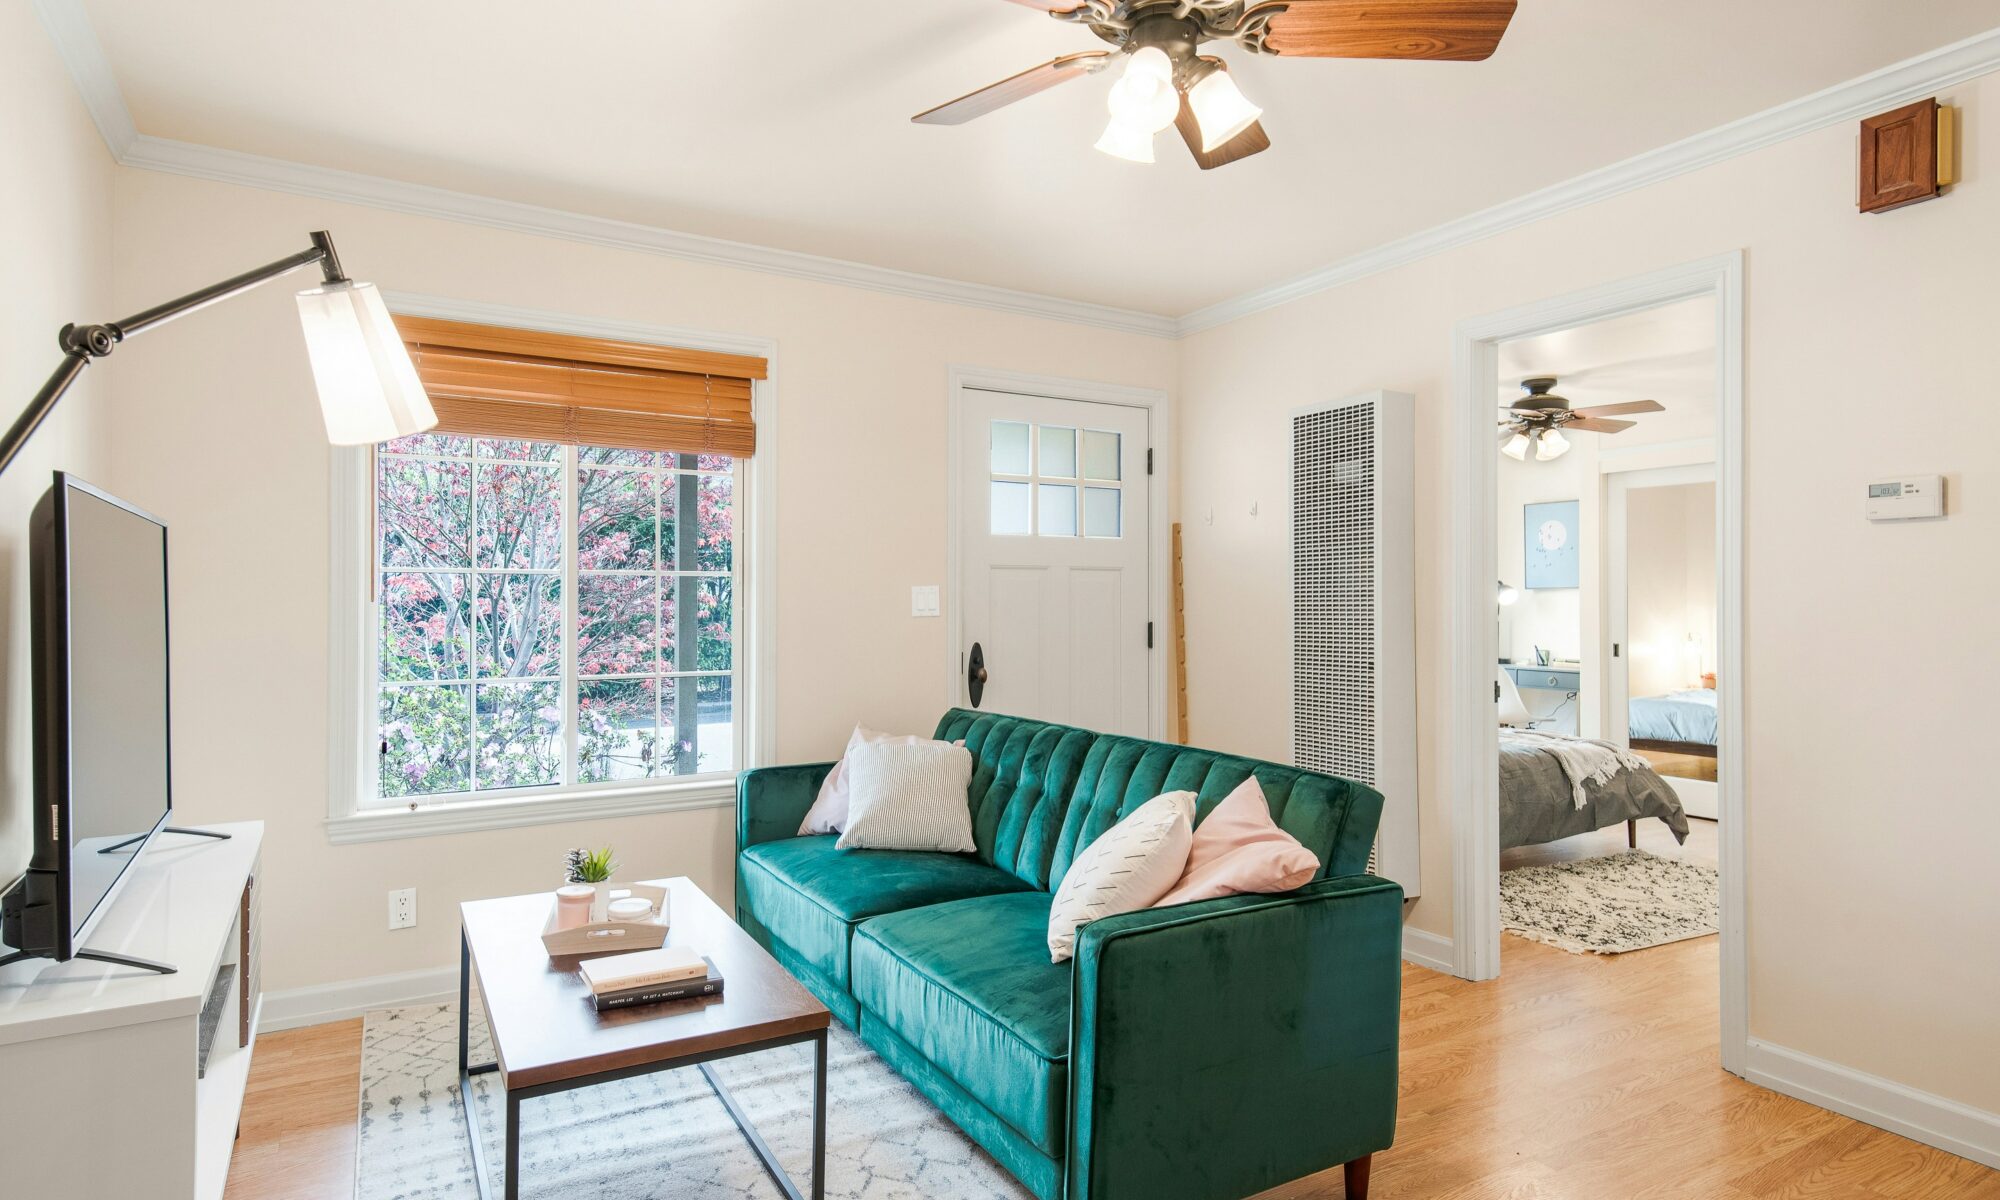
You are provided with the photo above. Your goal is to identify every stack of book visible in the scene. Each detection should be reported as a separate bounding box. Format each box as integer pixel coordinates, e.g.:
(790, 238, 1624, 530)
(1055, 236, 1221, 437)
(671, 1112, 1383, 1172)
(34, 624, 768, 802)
(579, 944, 724, 1012)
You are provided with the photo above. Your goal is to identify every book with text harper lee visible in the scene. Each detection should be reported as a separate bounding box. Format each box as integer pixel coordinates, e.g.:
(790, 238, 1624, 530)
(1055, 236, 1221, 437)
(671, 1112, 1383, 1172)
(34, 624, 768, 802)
(592, 961, 725, 1012)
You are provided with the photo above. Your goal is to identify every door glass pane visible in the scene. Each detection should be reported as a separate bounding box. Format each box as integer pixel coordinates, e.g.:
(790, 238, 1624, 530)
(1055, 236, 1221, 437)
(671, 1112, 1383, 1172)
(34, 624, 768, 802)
(1083, 430, 1121, 481)
(1084, 487, 1122, 538)
(991, 481, 1031, 535)
(1038, 484, 1078, 537)
(991, 421, 1030, 475)
(1038, 426, 1077, 478)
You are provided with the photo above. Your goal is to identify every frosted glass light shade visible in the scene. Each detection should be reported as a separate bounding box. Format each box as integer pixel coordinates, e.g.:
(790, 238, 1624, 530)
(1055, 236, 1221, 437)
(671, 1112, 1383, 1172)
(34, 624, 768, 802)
(1500, 431, 1530, 461)
(295, 280, 436, 445)
(1108, 47, 1180, 133)
(1187, 67, 1262, 151)
(1095, 115, 1155, 163)
(1535, 428, 1570, 461)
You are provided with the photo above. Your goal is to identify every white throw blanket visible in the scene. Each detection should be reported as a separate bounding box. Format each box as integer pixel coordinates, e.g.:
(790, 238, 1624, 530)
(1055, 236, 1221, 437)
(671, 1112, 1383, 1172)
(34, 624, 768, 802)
(1502, 729, 1652, 809)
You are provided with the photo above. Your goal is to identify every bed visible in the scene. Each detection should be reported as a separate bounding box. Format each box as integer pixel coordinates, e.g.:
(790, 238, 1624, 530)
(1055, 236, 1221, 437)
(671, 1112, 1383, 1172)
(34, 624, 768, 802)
(1500, 729, 1690, 851)
(1627, 687, 1718, 757)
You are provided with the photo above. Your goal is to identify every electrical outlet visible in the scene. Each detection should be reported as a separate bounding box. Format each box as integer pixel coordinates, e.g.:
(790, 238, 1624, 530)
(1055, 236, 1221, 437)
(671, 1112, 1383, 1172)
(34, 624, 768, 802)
(388, 887, 417, 930)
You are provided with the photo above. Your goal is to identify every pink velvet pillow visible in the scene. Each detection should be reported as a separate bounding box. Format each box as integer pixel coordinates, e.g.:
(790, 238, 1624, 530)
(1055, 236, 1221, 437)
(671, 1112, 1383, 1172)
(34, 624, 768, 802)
(797, 726, 961, 835)
(1153, 777, 1320, 907)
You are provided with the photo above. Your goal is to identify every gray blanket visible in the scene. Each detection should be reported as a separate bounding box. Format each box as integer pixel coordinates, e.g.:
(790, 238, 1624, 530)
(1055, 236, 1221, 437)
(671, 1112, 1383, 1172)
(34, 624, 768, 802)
(1500, 733, 1690, 850)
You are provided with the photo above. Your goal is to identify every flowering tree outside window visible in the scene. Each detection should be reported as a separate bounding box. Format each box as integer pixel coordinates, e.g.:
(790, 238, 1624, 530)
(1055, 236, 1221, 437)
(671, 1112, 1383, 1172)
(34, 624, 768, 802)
(375, 436, 737, 803)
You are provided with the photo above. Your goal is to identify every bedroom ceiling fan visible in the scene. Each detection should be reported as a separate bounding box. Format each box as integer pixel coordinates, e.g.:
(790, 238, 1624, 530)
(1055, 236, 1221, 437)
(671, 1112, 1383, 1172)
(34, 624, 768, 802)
(1499, 377, 1665, 462)
(912, 0, 1519, 168)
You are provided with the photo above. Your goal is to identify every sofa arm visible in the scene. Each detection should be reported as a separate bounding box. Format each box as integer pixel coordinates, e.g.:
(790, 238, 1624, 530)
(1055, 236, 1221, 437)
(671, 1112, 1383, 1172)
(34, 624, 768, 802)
(1067, 875, 1405, 1200)
(736, 761, 837, 851)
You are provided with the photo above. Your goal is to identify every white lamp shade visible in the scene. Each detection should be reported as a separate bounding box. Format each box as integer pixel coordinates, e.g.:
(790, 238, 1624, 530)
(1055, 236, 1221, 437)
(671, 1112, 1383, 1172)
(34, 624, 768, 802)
(1500, 431, 1530, 461)
(295, 280, 436, 445)
(1535, 427, 1570, 460)
(1497, 582, 1519, 606)
(1107, 66, 1180, 133)
(1187, 67, 1262, 151)
(1094, 115, 1156, 163)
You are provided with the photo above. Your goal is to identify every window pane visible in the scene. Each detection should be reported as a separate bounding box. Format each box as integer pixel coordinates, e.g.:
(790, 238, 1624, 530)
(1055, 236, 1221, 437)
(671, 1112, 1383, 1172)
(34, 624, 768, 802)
(578, 678, 659, 782)
(694, 473, 733, 572)
(696, 454, 733, 473)
(991, 481, 1031, 535)
(1039, 426, 1077, 478)
(577, 574, 657, 675)
(1038, 484, 1077, 537)
(476, 439, 559, 462)
(475, 462, 562, 570)
(474, 681, 562, 789)
(380, 571, 469, 681)
(380, 457, 470, 568)
(379, 684, 471, 797)
(580, 446, 660, 467)
(1084, 487, 1122, 538)
(577, 467, 657, 570)
(660, 576, 680, 668)
(1083, 430, 1121, 481)
(694, 676, 734, 774)
(383, 432, 469, 457)
(476, 573, 562, 678)
(690, 576, 733, 670)
(991, 421, 1030, 475)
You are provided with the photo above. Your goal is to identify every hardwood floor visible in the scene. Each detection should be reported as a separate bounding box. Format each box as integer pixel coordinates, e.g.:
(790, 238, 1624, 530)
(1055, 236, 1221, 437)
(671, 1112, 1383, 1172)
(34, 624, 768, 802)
(226, 909, 1997, 1200)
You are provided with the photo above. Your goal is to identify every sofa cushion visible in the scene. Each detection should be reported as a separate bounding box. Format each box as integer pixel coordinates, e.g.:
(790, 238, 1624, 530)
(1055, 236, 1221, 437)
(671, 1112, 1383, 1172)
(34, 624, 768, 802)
(852, 891, 1072, 1157)
(933, 710, 1099, 890)
(737, 836, 1032, 990)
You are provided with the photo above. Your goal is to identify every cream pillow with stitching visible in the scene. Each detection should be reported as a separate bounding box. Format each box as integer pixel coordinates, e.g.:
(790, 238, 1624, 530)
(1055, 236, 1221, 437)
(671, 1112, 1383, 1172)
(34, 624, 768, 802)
(1046, 791, 1196, 963)
(835, 740, 977, 853)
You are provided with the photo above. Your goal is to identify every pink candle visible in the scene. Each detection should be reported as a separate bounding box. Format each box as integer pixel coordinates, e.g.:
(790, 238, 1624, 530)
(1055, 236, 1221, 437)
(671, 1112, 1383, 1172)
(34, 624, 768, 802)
(554, 884, 595, 930)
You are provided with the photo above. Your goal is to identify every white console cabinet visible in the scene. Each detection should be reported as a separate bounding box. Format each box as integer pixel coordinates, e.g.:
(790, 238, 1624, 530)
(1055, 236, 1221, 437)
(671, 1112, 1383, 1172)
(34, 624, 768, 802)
(0, 821, 262, 1199)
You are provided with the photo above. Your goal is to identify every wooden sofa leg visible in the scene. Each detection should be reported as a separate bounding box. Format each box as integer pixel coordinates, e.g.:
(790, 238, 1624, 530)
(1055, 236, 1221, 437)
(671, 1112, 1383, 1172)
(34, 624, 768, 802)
(1344, 1154, 1372, 1199)
(1627, 818, 1637, 848)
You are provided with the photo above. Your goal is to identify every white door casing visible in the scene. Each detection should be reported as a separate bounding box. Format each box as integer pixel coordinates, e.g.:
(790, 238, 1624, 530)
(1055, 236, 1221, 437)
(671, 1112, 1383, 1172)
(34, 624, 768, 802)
(955, 387, 1151, 734)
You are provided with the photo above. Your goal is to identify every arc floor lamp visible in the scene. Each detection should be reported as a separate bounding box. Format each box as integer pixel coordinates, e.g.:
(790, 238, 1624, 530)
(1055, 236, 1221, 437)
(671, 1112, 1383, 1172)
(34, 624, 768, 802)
(2, 229, 436, 477)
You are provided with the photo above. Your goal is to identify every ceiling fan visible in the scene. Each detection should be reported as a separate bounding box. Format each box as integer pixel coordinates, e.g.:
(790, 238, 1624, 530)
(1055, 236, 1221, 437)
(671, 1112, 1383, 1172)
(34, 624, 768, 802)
(1499, 377, 1665, 462)
(913, 0, 1518, 168)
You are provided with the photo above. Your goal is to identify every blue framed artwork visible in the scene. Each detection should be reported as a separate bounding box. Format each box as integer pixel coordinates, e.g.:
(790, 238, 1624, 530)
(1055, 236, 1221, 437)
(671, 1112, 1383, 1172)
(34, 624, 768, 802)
(1523, 500, 1580, 589)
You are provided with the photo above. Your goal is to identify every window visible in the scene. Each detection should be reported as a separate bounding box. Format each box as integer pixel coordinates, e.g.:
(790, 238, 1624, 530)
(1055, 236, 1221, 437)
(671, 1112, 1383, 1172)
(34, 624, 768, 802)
(989, 420, 1123, 538)
(374, 438, 738, 805)
(335, 313, 768, 830)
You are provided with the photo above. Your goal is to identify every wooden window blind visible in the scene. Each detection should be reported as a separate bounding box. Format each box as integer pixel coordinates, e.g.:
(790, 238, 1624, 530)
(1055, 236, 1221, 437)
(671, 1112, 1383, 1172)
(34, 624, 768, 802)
(392, 316, 766, 457)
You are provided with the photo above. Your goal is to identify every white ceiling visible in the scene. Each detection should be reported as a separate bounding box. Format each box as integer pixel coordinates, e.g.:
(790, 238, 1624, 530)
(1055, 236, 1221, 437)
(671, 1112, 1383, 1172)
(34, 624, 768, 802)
(1497, 294, 1715, 447)
(81, 0, 2000, 315)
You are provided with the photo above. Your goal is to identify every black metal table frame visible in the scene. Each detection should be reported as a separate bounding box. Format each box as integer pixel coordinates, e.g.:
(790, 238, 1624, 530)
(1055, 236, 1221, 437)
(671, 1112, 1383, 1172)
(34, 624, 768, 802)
(459, 929, 828, 1200)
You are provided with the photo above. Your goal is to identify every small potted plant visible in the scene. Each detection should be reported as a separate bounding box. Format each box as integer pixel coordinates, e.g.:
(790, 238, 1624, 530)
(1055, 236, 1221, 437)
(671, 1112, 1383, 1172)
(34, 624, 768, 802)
(565, 846, 617, 885)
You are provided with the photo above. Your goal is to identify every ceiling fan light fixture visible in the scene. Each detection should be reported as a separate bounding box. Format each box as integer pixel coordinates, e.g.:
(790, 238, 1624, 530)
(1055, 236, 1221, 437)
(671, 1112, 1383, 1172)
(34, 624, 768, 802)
(1187, 66, 1262, 152)
(1500, 431, 1531, 461)
(1535, 427, 1570, 461)
(1107, 46, 1180, 134)
(1094, 114, 1156, 163)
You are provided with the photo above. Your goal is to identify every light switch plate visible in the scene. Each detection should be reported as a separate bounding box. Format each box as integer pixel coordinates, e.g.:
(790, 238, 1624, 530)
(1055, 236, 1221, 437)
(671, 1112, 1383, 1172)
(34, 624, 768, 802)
(911, 585, 940, 617)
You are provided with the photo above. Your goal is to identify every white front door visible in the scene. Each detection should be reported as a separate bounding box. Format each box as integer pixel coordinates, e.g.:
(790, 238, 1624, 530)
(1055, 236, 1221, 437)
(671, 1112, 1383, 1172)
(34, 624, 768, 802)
(957, 388, 1151, 735)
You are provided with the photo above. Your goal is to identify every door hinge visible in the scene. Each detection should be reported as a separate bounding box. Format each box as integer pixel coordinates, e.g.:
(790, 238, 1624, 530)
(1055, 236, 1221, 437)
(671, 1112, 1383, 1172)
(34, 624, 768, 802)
(1612, 643, 1621, 658)
(1494, 680, 1501, 702)
(1146, 448, 1154, 475)
(1147, 621, 1154, 649)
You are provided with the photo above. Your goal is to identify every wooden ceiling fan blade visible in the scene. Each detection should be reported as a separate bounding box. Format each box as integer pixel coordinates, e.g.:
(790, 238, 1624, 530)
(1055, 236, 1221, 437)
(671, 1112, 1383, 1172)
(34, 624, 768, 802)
(1004, 0, 1085, 9)
(1563, 417, 1637, 434)
(912, 52, 1110, 125)
(1567, 399, 1666, 418)
(1248, 0, 1517, 61)
(1175, 93, 1271, 170)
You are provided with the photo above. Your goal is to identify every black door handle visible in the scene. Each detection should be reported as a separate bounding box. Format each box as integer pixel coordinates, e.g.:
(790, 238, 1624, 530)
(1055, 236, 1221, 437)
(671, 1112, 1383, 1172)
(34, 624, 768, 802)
(967, 642, 988, 708)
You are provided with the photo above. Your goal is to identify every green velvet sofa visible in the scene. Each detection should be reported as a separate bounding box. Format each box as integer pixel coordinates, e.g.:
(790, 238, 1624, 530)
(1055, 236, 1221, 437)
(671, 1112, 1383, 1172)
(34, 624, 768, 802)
(735, 709, 1403, 1200)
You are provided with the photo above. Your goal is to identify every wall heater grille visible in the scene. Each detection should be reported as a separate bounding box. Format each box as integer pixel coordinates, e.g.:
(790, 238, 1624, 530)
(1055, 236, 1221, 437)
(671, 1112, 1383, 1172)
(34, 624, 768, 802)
(1291, 392, 1417, 894)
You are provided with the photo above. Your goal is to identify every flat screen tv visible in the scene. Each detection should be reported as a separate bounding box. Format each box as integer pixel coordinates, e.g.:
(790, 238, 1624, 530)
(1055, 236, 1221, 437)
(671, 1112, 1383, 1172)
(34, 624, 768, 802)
(1, 473, 174, 968)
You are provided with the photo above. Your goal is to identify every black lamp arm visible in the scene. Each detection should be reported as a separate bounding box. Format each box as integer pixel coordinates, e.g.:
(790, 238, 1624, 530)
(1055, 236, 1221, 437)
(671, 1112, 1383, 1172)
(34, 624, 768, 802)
(0, 230, 350, 479)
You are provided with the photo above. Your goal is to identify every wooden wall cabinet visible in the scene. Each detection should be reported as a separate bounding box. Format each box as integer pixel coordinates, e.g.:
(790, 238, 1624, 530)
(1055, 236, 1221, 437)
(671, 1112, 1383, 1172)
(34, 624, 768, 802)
(1859, 98, 1953, 214)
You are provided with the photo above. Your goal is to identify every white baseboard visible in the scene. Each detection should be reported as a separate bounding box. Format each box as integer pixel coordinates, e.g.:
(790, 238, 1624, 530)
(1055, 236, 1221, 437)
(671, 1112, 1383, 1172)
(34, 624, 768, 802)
(259, 965, 458, 1033)
(1743, 1038, 2000, 1169)
(1401, 926, 1456, 975)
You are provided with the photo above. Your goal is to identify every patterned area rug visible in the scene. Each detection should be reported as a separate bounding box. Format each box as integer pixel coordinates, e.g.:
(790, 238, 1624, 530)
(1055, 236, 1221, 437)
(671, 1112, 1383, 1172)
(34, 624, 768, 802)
(1500, 850, 1718, 954)
(356, 1002, 1032, 1200)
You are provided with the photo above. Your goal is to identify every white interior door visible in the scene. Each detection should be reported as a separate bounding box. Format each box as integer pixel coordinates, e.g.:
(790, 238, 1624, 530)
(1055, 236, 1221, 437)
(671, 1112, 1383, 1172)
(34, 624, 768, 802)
(958, 388, 1151, 735)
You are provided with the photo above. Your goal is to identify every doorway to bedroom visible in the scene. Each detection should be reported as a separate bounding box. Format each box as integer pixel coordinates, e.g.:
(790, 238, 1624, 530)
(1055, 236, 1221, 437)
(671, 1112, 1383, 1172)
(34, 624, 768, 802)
(1451, 254, 1748, 1073)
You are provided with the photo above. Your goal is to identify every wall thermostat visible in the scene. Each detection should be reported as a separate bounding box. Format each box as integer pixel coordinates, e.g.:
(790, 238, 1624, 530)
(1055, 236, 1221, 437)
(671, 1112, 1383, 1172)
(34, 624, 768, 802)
(1865, 475, 1943, 521)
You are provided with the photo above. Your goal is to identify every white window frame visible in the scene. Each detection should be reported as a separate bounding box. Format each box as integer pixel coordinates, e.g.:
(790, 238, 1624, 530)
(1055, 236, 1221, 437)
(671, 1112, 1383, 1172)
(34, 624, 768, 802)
(326, 295, 778, 844)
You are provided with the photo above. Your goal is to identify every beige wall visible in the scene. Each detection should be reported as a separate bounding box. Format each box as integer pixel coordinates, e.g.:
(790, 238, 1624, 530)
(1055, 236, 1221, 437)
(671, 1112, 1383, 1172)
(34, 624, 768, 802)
(0, 14, 115, 887)
(103, 169, 1176, 991)
(1626, 482, 1717, 699)
(1178, 73, 2000, 1113)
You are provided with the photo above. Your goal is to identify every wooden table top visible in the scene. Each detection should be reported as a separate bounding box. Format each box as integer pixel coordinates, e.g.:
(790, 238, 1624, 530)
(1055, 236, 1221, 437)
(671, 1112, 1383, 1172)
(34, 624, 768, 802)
(461, 876, 829, 1090)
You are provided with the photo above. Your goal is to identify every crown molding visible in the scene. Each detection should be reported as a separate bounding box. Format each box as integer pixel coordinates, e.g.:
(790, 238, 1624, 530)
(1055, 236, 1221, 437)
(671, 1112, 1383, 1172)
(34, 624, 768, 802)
(1177, 24, 2000, 336)
(34, 0, 2000, 342)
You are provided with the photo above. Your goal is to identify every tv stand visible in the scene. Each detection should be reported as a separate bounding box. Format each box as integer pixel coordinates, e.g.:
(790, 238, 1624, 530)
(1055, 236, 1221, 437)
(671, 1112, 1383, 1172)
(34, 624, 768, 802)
(97, 825, 234, 854)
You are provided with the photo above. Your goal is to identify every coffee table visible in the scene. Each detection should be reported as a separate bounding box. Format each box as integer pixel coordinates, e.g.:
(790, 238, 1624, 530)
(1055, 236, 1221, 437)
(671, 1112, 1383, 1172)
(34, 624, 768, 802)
(458, 876, 830, 1200)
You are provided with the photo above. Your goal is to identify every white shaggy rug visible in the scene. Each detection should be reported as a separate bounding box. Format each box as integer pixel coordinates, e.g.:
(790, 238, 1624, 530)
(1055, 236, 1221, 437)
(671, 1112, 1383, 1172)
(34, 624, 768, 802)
(1499, 850, 1718, 954)
(355, 1002, 1033, 1200)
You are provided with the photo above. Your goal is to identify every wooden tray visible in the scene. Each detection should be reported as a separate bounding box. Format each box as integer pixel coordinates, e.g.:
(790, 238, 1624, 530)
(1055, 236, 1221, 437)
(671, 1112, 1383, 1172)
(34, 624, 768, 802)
(540, 881, 671, 958)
